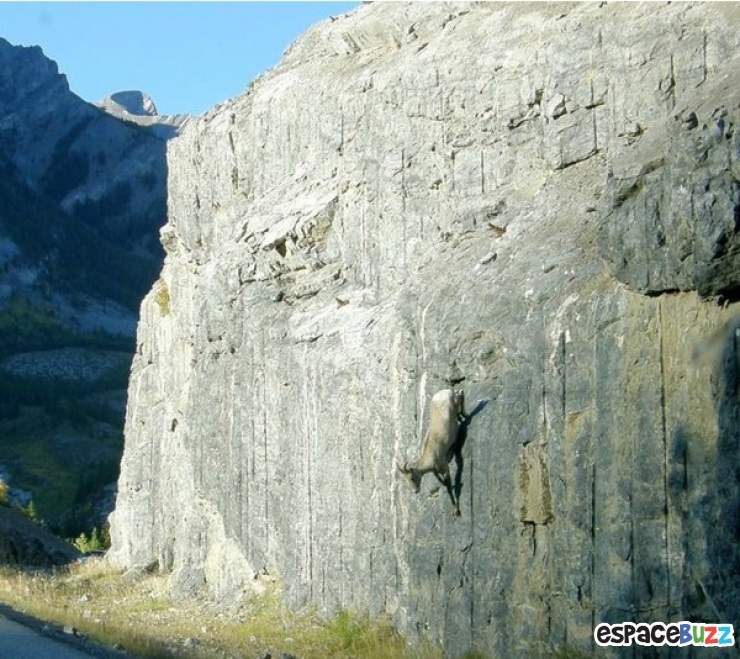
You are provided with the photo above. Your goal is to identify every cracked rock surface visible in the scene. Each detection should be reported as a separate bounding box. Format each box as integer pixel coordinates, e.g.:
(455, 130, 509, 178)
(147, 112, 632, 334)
(109, 3, 740, 656)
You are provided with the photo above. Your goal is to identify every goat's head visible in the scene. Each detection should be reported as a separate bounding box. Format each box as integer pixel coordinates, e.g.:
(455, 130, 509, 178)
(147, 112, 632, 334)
(397, 461, 422, 493)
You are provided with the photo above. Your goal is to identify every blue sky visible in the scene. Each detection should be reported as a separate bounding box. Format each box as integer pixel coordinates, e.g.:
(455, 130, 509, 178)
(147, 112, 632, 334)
(0, 2, 359, 116)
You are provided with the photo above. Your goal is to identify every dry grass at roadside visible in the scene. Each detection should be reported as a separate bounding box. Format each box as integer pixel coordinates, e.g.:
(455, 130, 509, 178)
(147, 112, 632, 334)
(0, 558, 444, 659)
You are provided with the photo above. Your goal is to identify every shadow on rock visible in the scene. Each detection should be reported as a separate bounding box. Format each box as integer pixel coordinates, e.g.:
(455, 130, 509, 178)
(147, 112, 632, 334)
(451, 399, 489, 513)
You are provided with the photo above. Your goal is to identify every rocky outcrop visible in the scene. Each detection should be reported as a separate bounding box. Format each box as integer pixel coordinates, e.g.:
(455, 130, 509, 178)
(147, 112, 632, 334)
(0, 506, 81, 567)
(601, 70, 740, 298)
(110, 3, 740, 657)
(96, 91, 188, 140)
(101, 90, 159, 117)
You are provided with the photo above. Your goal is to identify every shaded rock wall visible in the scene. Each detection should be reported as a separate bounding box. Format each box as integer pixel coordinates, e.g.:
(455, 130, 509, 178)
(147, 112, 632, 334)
(110, 3, 740, 656)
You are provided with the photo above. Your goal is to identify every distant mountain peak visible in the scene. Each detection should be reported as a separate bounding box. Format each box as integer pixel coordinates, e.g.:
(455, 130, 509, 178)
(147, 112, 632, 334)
(98, 90, 159, 117)
(96, 90, 189, 137)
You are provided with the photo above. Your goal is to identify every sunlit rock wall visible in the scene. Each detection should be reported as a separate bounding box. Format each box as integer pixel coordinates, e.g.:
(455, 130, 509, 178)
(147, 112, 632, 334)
(110, 4, 740, 656)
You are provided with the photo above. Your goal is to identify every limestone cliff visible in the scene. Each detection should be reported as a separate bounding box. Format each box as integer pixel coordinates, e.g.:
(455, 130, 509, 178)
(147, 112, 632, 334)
(109, 3, 740, 656)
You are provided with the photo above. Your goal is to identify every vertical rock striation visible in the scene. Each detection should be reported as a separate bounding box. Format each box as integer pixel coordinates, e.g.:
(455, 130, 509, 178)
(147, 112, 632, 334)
(110, 3, 740, 656)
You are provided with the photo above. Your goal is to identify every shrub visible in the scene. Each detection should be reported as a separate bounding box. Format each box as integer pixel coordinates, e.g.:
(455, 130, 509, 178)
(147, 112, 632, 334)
(154, 282, 170, 317)
(73, 526, 109, 553)
(20, 499, 40, 523)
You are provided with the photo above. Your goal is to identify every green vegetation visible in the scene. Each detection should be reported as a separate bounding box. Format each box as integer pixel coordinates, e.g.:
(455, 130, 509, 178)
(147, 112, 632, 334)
(0, 299, 131, 538)
(73, 180, 132, 228)
(20, 499, 41, 524)
(40, 150, 90, 200)
(0, 396, 124, 538)
(37, 117, 94, 200)
(0, 561, 445, 659)
(550, 646, 593, 658)
(0, 286, 134, 540)
(0, 295, 135, 358)
(73, 525, 109, 553)
(0, 155, 161, 313)
(0, 479, 8, 506)
(155, 281, 171, 316)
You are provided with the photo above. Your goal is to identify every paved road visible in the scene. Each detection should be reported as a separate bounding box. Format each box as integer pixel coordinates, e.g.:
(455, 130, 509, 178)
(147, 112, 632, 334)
(0, 614, 98, 659)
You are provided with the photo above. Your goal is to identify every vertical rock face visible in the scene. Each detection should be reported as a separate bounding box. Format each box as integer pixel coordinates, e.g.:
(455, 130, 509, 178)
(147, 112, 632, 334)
(110, 3, 740, 656)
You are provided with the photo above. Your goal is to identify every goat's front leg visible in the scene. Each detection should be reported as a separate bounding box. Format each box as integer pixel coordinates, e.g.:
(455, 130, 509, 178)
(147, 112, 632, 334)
(434, 466, 461, 517)
(432, 466, 450, 487)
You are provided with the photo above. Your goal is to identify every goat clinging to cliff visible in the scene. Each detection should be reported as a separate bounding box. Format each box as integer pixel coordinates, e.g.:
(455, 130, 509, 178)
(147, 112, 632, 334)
(398, 388, 465, 516)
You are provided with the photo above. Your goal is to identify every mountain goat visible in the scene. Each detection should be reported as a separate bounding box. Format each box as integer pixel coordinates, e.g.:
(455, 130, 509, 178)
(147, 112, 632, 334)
(398, 388, 465, 516)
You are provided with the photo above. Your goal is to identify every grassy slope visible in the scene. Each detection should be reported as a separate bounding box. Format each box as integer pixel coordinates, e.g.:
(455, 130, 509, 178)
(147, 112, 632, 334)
(0, 560, 446, 659)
